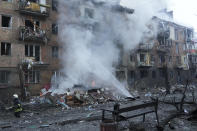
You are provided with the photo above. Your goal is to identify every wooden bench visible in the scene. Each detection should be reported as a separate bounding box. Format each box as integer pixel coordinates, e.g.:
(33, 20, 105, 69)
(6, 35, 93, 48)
(101, 99, 159, 126)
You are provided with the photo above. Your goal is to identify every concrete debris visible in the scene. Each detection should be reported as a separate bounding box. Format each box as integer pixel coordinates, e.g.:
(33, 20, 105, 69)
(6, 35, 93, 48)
(145, 92, 152, 97)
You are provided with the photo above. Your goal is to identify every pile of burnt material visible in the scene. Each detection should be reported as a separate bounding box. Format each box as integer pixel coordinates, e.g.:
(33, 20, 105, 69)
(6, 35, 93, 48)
(25, 85, 130, 111)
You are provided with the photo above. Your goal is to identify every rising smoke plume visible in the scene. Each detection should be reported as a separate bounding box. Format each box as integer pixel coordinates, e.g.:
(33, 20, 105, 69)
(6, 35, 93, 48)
(49, 0, 167, 97)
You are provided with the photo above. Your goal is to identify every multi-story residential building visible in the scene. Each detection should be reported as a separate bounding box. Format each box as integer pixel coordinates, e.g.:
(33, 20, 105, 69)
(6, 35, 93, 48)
(0, 0, 60, 101)
(122, 16, 196, 89)
(0, 0, 134, 101)
(0, 0, 196, 102)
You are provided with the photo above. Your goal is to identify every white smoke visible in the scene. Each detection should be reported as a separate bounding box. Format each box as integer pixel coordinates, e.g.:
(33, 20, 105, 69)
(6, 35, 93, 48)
(49, 0, 167, 97)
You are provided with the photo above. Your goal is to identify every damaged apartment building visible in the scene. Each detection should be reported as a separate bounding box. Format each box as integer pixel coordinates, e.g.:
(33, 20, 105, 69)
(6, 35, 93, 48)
(123, 14, 196, 88)
(0, 0, 60, 101)
(0, 0, 134, 99)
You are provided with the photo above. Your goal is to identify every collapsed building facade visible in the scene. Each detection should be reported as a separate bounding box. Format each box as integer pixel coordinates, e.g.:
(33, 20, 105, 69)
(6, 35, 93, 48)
(120, 15, 196, 89)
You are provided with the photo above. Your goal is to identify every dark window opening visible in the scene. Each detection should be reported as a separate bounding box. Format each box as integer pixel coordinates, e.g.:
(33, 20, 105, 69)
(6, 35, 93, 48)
(2, 15, 11, 27)
(176, 43, 179, 54)
(130, 55, 133, 61)
(0, 71, 10, 84)
(25, 70, 40, 84)
(1, 42, 11, 56)
(169, 56, 172, 62)
(159, 69, 165, 77)
(85, 8, 94, 19)
(25, 20, 40, 31)
(52, 46, 58, 58)
(140, 70, 148, 78)
(25, 45, 40, 61)
(176, 56, 181, 64)
(175, 29, 179, 40)
(52, 0, 58, 11)
(159, 55, 165, 63)
(152, 71, 156, 78)
(116, 71, 125, 81)
(140, 54, 145, 62)
(52, 23, 58, 34)
(170, 71, 173, 78)
(151, 55, 155, 62)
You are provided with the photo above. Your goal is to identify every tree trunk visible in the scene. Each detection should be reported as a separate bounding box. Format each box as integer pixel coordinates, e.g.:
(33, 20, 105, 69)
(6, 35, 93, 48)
(18, 64, 26, 100)
(163, 65, 170, 94)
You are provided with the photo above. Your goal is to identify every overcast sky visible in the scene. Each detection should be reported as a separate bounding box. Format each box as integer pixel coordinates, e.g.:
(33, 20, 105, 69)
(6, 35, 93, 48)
(121, 0, 197, 35)
(170, 0, 197, 34)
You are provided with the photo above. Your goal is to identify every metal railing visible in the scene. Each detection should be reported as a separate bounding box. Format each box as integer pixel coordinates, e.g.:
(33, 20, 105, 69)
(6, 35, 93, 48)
(19, 26, 47, 43)
(138, 44, 153, 50)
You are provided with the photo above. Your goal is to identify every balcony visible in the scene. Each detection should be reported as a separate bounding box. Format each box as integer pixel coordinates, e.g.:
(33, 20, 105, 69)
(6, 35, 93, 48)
(137, 44, 153, 52)
(156, 45, 170, 53)
(22, 58, 49, 68)
(19, 26, 47, 43)
(18, 1, 49, 17)
(137, 61, 154, 67)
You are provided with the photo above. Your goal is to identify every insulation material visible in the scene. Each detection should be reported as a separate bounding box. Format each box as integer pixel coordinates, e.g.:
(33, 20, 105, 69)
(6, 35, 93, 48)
(25, 2, 40, 12)
(39, 0, 46, 13)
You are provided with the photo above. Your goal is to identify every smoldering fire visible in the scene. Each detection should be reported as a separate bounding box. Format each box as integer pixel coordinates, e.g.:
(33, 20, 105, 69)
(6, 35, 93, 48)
(49, 0, 167, 97)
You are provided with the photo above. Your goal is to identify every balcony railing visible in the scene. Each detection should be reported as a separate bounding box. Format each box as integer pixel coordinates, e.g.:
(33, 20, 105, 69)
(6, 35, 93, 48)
(137, 61, 154, 67)
(19, 26, 47, 43)
(156, 45, 170, 53)
(18, 1, 49, 17)
(22, 58, 49, 67)
(157, 30, 170, 39)
(138, 44, 153, 51)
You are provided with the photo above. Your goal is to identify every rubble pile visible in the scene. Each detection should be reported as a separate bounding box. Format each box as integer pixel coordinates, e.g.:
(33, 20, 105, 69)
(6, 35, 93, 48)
(25, 87, 125, 111)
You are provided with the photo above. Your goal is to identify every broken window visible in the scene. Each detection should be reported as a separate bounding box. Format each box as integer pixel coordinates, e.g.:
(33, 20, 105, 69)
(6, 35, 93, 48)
(159, 69, 165, 78)
(0, 71, 10, 84)
(52, 23, 58, 34)
(1, 42, 11, 56)
(52, 0, 58, 11)
(28, 0, 38, 2)
(130, 55, 133, 61)
(168, 56, 172, 63)
(169, 71, 173, 78)
(52, 46, 58, 58)
(84, 8, 94, 19)
(175, 29, 178, 40)
(159, 55, 165, 63)
(25, 45, 40, 61)
(176, 56, 181, 64)
(24, 70, 40, 84)
(140, 54, 145, 62)
(25, 20, 40, 31)
(128, 71, 134, 85)
(152, 71, 156, 78)
(175, 43, 179, 54)
(1, 15, 11, 27)
(140, 70, 148, 78)
(116, 71, 125, 81)
(166, 39, 172, 47)
(150, 55, 155, 62)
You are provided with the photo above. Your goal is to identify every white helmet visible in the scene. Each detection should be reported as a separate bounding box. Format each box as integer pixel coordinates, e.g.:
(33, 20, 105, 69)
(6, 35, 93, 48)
(13, 94, 18, 98)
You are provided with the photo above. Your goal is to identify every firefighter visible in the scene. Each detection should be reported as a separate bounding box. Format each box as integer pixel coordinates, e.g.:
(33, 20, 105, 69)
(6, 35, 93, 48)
(13, 94, 23, 118)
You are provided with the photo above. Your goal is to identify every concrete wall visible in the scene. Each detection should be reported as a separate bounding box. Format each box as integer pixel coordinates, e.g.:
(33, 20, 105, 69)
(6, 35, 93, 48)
(0, 0, 61, 98)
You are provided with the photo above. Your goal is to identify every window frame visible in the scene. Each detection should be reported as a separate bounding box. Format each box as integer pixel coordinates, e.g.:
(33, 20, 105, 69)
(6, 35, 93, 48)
(52, 46, 59, 58)
(1, 42, 11, 56)
(1, 15, 12, 28)
(0, 71, 10, 84)
(24, 70, 40, 84)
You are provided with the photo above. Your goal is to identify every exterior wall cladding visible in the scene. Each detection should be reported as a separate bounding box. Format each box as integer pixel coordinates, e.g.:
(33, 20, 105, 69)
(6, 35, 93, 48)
(0, 0, 196, 99)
